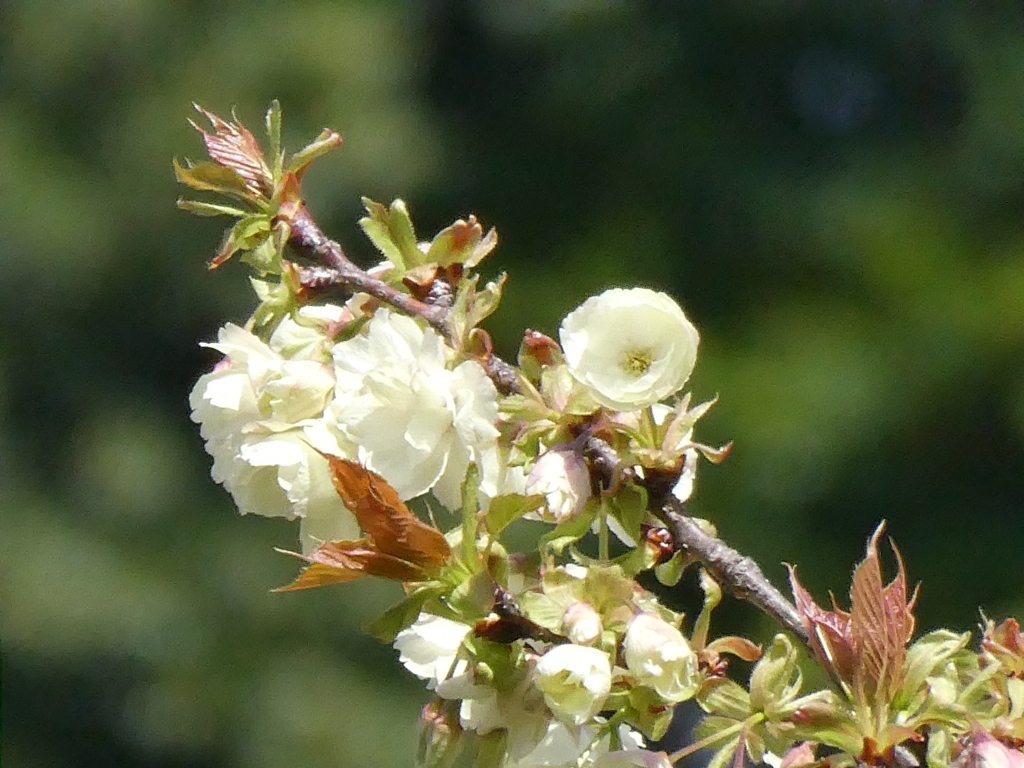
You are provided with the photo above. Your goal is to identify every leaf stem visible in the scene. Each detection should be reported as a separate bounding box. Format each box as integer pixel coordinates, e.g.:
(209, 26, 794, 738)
(668, 712, 763, 763)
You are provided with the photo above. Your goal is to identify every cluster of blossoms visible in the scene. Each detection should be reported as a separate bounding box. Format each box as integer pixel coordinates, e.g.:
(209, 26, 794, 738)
(182, 105, 1024, 768)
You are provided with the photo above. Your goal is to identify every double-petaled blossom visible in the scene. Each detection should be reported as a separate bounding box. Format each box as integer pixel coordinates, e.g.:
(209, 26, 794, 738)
(534, 644, 613, 726)
(330, 309, 500, 509)
(189, 322, 357, 552)
(623, 613, 701, 703)
(559, 288, 699, 411)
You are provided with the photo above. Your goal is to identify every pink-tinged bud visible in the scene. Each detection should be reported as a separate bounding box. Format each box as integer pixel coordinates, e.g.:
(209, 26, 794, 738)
(959, 734, 1024, 768)
(525, 446, 591, 523)
(563, 602, 603, 646)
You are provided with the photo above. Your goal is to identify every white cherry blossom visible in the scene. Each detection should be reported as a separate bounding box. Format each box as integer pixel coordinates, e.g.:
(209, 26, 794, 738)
(560, 288, 699, 410)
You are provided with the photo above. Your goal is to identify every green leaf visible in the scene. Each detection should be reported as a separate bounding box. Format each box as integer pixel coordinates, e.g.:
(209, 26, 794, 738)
(749, 635, 802, 716)
(286, 128, 343, 179)
(655, 550, 687, 587)
(176, 199, 248, 218)
(172, 158, 255, 201)
(698, 678, 751, 720)
(364, 583, 447, 643)
(460, 463, 480, 568)
(447, 570, 494, 618)
(541, 500, 597, 554)
(265, 100, 284, 183)
(359, 197, 421, 270)
(610, 482, 647, 545)
(483, 493, 544, 537)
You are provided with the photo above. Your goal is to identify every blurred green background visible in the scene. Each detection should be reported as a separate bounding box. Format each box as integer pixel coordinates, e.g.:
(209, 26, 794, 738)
(3, 1, 1024, 766)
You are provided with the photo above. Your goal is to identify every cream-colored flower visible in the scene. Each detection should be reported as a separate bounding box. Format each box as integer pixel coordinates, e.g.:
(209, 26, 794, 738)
(330, 309, 500, 507)
(190, 323, 356, 552)
(393, 613, 472, 689)
(559, 288, 699, 410)
(534, 644, 612, 726)
(623, 613, 700, 703)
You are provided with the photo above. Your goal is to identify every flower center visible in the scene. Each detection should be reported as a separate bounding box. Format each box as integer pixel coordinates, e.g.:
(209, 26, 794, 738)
(621, 348, 653, 377)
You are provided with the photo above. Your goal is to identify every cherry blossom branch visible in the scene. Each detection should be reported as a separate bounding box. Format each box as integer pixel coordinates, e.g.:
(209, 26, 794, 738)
(662, 499, 812, 652)
(286, 205, 522, 395)
(288, 206, 450, 331)
(283, 204, 812, 655)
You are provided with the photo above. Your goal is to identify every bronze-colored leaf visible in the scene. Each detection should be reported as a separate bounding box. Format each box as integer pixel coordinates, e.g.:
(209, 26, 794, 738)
(273, 539, 427, 592)
(788, 564, 857, 687)
(982, 617, 1024, 676)
(849, 523, 917, 701)
(190, 104, 271, 197)
(327, 458, 451, 568)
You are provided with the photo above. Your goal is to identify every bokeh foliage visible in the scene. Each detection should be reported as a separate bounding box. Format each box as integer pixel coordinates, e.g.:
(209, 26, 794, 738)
(2, 1, 1023, 767)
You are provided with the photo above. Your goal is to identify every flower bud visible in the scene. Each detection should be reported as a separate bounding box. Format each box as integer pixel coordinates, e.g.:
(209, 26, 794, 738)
(533, 643, 612, 725)
(563, 602, 603, 646)
(525, 445, 590, 523)
(623, 613, 700, 703)
(959, 734, 1024, 768)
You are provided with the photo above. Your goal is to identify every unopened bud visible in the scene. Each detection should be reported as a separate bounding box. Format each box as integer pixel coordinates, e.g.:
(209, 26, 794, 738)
(416, 697, 464, 768)
(563, 601, 603, 646)
(525, 445, 590, 523)
(958, 734, 1024, 768)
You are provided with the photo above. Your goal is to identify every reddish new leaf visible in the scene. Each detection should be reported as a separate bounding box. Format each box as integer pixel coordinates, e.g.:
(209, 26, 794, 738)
(982, 618, 1024, 677)
(849, 523, 917, 701)
(190, 104, 271, 197)
(273, 539, 428, 592)
(327, 458, 451, 568)
(788, 563, 858, 687)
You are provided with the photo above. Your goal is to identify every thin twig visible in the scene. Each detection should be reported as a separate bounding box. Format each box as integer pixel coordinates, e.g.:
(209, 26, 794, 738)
(286, 206, 450, 333)
(662, 497, 812, 653)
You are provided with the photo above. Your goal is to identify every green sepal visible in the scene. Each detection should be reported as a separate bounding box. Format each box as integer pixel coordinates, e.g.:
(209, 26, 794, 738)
(287, 128, 344, 179)
(425, 217, 498, 268)
(364, 582, 448, 643)
(654, 550, 688, 587)
(359, 197, 421, 270)
(627, 686, 675, 740)
(541, 499, 598, 553)
(472, 730, 508, 768)
(483, 493, 544, 538)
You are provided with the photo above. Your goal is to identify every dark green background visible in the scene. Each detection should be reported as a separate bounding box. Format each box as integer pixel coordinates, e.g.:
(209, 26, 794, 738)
(3, 2, 1023, 766)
